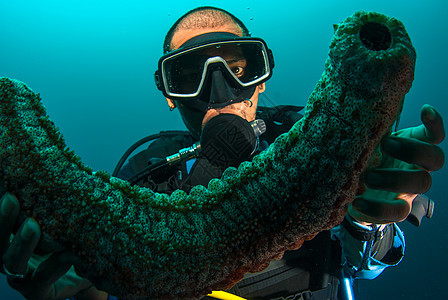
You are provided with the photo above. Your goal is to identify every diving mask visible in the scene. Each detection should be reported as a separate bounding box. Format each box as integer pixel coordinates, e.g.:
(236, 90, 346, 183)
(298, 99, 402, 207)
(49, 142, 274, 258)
(154, 32, 274, 100)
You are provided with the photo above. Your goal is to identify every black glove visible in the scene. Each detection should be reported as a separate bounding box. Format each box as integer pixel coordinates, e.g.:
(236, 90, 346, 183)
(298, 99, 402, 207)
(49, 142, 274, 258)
(0, 186, 95, 299)
(350, 104, 445, 224)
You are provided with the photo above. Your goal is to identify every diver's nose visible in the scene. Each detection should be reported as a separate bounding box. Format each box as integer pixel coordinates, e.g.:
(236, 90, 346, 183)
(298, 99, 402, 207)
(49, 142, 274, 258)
(209, 70, 237, 106)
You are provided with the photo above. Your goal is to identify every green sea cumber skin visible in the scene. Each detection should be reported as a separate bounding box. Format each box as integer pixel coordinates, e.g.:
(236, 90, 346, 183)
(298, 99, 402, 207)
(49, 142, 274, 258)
(0, 11, 415, 300)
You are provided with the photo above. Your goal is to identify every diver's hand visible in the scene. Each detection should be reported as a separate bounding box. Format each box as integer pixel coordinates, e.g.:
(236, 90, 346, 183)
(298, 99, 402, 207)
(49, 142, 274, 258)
(0, 191, 96, 300)
(350, 104, 445, 224)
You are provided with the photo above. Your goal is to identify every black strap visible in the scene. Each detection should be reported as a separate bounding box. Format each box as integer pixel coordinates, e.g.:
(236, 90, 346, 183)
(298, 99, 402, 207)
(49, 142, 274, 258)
(341, 217, 382, 241)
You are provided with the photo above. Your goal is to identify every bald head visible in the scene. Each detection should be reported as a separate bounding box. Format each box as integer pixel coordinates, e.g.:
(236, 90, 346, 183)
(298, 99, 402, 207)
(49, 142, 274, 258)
(163, 6, 250, 53)
(176, 9, 242, 32)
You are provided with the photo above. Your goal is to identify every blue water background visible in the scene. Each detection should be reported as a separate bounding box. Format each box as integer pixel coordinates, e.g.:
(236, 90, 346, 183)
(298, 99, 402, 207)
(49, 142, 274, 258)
(1, 0, 447, 299)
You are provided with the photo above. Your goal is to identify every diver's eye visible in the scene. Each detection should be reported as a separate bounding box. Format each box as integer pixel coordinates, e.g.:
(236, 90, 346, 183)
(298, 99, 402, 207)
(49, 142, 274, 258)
(232, 66, 245, 77)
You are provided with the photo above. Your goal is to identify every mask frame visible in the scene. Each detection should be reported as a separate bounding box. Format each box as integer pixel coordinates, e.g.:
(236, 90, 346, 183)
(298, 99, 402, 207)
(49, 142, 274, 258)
(154, 34, 274, 101)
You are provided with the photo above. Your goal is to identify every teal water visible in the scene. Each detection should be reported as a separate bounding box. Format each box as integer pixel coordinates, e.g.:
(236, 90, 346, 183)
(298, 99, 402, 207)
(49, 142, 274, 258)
(1, 0, 447, 299)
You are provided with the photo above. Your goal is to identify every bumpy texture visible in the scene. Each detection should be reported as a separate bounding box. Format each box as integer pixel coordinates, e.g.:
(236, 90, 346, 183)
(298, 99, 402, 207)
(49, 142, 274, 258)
(0, 11, 415, 299)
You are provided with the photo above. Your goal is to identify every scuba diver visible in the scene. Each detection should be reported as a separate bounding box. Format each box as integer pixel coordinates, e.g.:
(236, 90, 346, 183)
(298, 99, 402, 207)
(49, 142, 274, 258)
(0, 6, 445, 300)
(113, 7, 444, 300)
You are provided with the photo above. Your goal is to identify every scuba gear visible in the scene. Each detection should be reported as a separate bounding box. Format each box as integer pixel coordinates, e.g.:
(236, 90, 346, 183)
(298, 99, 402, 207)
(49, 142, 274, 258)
(112, 131, 198, 192)
(200, 114, 266, 169)
(112, 130, 190, 178)
(154, 32, 274, 140)
(172, 68, 258, 140)
(111, 113, 267, 185)
(406, 194, 434, 227)
(154, 32, 274, 100)
(338, 270, 355, 300)
(115, 114, 266, 186)
(112, 106, 303, 192)
(208, 70, 257, 107)
(126, 142, 201, 186)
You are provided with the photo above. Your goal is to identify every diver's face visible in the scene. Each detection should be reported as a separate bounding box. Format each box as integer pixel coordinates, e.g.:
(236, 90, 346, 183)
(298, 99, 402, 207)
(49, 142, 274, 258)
(174, 43, 248, 95)
(166, 25, 266, 127)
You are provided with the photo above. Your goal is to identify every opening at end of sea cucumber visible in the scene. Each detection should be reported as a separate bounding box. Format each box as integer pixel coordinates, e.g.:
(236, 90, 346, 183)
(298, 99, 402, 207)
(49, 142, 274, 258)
(359, 22, 392, 51)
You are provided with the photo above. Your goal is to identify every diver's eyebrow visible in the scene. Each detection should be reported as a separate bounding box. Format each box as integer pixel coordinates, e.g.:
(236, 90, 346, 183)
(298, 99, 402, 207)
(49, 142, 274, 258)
(226, 56, 246, 64)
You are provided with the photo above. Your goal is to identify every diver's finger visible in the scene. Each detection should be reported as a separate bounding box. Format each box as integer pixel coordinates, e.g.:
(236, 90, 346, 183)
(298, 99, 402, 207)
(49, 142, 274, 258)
(365, 169, 432, 194)
(0, 193, 20, 256)
(381, 136, 445, 171)
(407, 105, 445, 144)
(32, 251, 75, 286)
(2, 218, 41, 275)
(351, 196, 411, 224)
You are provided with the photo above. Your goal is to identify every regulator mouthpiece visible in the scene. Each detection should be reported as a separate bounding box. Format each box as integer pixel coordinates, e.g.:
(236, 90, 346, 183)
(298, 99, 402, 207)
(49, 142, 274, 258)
(200, 115, 266, 169)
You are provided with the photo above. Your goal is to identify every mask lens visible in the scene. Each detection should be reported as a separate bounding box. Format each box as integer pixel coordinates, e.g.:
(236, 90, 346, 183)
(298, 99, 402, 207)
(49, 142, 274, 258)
(160, 40, 271, 97)
(238, 43, 267, 84)
(165, 54, 206, 94)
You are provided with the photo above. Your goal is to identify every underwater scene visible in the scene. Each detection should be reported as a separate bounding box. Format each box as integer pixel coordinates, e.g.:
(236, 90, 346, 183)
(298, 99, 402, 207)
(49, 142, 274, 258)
(1, 0, 447, 299)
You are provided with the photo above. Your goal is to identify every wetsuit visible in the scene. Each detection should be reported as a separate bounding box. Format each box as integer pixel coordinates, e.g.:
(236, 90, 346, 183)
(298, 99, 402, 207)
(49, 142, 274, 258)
(116, 106, 405, 300)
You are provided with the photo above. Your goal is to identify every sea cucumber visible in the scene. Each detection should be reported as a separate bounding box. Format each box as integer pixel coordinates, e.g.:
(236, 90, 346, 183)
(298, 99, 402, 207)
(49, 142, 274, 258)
(0, 11, 415, 299)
